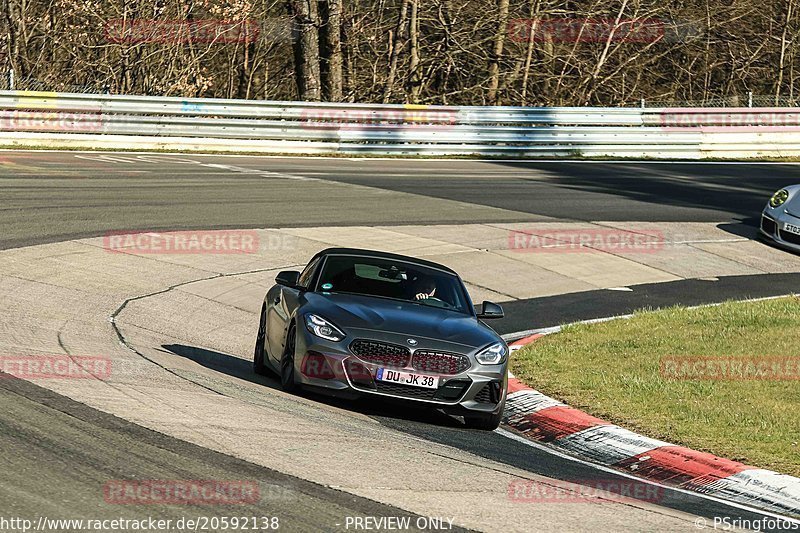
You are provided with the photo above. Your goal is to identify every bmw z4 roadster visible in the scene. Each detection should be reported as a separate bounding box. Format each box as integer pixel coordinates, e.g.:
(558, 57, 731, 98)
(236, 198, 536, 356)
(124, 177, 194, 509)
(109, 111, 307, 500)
(253, 248, 508, 430)
(761, 185, 800, 252)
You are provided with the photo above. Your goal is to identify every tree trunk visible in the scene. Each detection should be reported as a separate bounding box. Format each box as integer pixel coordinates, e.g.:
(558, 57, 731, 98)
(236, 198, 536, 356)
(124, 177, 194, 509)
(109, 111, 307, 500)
(320, 0, 343, 101)
(486, 0, 510, 105)
(408, 0, 421, 102)
(236, 42, 254, 99)
(777, 0, 795, 104)
(382, 0, 410, 103)
(342, 6, 354, 101)
(288, 0, 322, 101)
(520, 0, 540, 106)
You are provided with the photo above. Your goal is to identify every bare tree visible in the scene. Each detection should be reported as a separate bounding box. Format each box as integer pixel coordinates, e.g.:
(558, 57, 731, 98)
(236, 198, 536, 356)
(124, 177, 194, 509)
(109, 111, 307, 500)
(382, 0, 409, 103)
(1, 0, 798, 107)
(486, 0, 509, 104)
(288, 0, 321, 100)
(407, 0, 420, 102)
(319, 0, 343, 100)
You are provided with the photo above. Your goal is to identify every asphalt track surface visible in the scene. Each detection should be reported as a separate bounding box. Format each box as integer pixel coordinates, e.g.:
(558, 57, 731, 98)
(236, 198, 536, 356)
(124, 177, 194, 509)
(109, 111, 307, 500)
(0, 374, 461, 532)
(3, 152, 800, 250)
(2, 151, 799, 531)
(4, 150, 800, 337)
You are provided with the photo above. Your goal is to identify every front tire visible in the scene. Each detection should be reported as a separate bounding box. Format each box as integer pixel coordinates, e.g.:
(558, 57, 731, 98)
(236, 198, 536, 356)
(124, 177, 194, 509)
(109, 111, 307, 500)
(253, 304, 270, 376)
(464, 397, 505, 431)
(280, 324, 298, 393)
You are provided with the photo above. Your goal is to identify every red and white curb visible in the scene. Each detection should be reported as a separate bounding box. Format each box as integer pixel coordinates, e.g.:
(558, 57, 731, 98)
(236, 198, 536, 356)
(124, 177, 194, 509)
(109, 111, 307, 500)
(503, 332, 800, 518)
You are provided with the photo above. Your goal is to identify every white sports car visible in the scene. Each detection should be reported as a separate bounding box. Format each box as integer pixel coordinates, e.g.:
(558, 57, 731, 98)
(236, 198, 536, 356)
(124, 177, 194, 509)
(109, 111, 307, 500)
(760, 186, 800, 251)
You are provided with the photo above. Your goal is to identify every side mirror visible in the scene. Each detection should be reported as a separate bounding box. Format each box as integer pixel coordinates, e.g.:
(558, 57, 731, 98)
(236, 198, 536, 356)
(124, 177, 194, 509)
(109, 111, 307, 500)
(477, 301, 504, 319)
(275, 270, 300, 288)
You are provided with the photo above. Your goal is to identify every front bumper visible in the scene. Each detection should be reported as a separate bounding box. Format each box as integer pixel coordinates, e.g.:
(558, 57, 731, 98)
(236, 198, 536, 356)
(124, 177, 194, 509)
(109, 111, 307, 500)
(760, 207, 800, 252)
(293, 329, 507, 416)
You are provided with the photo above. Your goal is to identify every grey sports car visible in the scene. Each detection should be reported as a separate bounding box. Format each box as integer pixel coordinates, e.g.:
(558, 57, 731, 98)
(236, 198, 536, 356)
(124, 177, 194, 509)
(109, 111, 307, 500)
(760, 186, 800, 252)
(253, 248, 508, 430)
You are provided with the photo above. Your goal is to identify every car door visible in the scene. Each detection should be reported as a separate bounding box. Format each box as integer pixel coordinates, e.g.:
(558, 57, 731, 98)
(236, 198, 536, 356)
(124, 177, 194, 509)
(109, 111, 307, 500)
(266, 283, 289, 364)
(266, 257, 320, 363)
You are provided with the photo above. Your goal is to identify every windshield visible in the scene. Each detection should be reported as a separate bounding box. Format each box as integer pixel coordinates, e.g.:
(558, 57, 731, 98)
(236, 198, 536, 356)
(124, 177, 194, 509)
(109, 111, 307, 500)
(315, 255, 471, 315)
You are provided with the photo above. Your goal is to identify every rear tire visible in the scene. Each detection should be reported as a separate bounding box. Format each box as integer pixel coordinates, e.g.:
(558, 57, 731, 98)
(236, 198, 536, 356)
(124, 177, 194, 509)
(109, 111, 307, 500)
(253, 305, 270, 376)
(280, 324, 298, 393)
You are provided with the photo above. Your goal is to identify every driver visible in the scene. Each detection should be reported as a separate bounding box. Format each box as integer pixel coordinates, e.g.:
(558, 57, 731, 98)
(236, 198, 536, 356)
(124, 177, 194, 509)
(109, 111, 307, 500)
(413, 278, 437, 301)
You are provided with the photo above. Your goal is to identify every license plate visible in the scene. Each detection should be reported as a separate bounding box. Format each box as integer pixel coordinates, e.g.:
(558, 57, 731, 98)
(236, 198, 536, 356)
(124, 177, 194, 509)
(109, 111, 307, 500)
(784, 223, 800, 236)
(376, 368, 439, 389)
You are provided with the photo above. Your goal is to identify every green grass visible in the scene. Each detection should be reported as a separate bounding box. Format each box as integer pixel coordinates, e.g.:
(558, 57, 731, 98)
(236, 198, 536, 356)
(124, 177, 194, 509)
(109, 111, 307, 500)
(511, 296, 800, 476)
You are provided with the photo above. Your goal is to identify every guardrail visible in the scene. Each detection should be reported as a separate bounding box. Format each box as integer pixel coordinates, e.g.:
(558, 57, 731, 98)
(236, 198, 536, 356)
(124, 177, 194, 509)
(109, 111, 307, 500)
(1, 90, 800, 158)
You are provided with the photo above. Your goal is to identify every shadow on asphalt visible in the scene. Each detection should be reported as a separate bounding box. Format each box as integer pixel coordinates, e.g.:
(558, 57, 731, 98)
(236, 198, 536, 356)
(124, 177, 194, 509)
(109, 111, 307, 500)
(718, 217, 800, 260)
(160, 343, 789, 528)
(159, 343, 281, 391)
(716, 217, 761, 239)
(315, 160, 800, 221)
(487, 161, 797, 220)
(160, 343, 465, 429)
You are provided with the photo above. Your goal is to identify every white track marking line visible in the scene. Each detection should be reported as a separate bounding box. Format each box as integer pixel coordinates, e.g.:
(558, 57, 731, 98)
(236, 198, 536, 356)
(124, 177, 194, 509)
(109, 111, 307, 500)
(74, 154, 140, 164)
(71, 154, 318, 181)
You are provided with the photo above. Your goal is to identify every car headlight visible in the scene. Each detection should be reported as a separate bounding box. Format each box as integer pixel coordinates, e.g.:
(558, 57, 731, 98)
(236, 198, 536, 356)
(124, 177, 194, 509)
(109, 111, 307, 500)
(304, 314, 346, 342)
(476, 342, 507, 365)
(770, 189, 789, 208)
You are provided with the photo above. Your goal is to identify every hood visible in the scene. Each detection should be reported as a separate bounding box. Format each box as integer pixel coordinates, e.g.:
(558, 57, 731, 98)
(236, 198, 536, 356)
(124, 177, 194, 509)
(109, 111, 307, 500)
(784, 189, 800, 217)
(301, 292, 500, 349)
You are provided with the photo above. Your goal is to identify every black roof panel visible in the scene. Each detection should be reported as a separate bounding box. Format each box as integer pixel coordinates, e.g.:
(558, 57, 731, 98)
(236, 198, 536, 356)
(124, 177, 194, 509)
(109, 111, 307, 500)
(311, 247, 458, 275)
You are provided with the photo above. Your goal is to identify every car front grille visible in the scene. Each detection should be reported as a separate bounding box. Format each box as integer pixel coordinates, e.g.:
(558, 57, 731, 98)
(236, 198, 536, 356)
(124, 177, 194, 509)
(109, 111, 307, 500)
(350, 339, 410, 368)
(761, 216, 777, 235)
(411, 350, 471, 375)
(347, 339, 474, 402)
(779, 229, 800, 245)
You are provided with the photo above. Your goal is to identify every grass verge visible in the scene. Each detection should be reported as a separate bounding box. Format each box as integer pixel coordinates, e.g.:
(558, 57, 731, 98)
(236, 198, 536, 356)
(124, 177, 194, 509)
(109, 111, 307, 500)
(511, 296, 800, 476)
